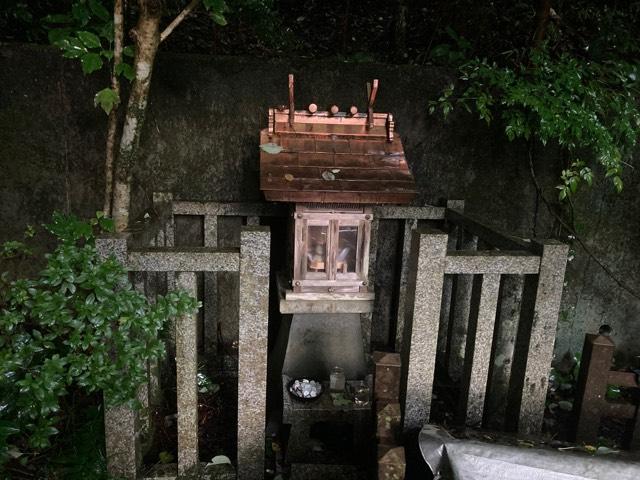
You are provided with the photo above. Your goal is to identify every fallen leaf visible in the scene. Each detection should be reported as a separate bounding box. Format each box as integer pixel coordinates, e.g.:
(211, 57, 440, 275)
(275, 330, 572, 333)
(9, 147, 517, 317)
(322, 171, 336, 181)
(260, 143, 283, 154)
(284, 173, 294, 181)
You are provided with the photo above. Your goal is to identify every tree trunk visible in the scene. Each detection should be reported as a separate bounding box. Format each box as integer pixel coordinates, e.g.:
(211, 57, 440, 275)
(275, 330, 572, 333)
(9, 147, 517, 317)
(532, 0, 551, 48)
(112, 0, 163, 232)
(394, 0, 408, 59)
(103, 0, 124, 217)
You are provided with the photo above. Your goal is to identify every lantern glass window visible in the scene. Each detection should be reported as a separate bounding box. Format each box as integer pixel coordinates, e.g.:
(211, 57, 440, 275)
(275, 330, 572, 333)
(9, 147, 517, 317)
(336, 225, 358, 274)
(294, 206, 371, 293)
(307, 225, 328, 273)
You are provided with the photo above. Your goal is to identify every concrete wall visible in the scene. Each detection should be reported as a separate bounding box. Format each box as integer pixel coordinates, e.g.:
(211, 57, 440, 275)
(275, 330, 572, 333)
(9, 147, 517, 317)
(1, 43, 638, 361)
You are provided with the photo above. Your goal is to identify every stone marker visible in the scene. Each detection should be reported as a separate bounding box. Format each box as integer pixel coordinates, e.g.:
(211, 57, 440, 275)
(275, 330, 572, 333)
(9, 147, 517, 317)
(373, 351, 402, 404)
(377, 445, 406, 480)
(377, 403, 401, 445)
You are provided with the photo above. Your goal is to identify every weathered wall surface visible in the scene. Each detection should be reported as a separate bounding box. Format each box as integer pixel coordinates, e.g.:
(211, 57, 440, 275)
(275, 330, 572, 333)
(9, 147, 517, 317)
(1, 43, 638, 360)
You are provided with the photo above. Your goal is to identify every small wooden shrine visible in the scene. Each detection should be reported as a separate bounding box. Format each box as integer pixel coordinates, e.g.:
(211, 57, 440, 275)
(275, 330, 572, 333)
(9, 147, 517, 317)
(260, 75, 416, 295)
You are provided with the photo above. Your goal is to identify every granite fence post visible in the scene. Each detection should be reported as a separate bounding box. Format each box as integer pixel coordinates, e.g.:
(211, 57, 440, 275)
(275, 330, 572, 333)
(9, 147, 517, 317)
(96, 236, 139, 480)
(175, 271, 199, 476)
(402, 228, 447, 431)
(238, 226, 271, 480)
(458, 273, 501, 426)
(517, 240, 568, 435)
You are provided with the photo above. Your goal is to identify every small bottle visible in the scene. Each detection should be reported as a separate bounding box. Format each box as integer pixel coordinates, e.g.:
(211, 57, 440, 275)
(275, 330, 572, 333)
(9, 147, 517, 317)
(354, 381, 370, 406)
(330, 366, 345, 392)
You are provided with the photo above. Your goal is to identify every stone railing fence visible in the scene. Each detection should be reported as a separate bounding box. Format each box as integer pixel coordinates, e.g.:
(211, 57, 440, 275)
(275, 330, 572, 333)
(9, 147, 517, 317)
(97, 194, 271, 480)
(97, 194, 567, 479)
(400, 205, 568, 436)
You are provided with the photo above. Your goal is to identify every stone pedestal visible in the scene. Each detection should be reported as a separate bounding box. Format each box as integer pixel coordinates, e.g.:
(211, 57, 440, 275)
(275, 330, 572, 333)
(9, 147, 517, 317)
(283, 376, 372, 465)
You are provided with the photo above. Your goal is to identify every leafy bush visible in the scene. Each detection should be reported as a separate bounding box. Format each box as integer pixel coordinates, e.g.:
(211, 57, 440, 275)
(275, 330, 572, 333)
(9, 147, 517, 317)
(0, 213, 199, 466)
(431, 45, 640, 200)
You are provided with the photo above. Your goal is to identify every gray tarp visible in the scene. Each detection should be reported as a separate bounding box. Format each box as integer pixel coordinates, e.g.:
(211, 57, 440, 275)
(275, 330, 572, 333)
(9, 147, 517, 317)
(419, 425, 640, 480)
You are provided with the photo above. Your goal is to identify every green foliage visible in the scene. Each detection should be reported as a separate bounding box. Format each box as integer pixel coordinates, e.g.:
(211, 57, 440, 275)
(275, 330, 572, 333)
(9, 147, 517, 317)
(203, 0, 229, 26)
(43, 0, 120, 77)
(0, 213, 199, 465)
(94, 87, 120, 115)
(42, 0, 129, 115)
(431, 43, 640, 199)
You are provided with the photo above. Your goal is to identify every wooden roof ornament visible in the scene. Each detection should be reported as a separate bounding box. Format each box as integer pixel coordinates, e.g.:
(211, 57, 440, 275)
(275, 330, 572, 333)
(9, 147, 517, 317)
(259, 74, 416, 205)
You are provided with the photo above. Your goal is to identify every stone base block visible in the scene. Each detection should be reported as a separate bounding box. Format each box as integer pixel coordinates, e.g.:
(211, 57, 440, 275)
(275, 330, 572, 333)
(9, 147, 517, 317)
(377, 445, 405, 480)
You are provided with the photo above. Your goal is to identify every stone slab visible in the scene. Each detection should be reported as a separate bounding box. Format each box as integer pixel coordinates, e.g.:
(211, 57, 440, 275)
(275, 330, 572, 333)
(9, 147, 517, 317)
(175, 271, 199, 476)
(127, 248, 239, 272)
(282, 313, 368, 380)
(445, 250, 540, 275)
(446, 231, 477, 382)
(237, 226, 270, 480)
(402, 228, 448, 431)
(518, 241, 569, 435)
(459, 273, 501, 426)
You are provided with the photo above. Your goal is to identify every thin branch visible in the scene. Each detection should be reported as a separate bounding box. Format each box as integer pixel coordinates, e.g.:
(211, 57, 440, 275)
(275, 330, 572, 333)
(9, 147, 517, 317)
(527, 148, 640, 301)
(160, 0, 201, 42)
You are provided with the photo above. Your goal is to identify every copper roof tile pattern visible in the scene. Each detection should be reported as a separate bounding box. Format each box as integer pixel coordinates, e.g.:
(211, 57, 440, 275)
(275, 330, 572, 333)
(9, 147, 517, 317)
(259, 77, 416, 205)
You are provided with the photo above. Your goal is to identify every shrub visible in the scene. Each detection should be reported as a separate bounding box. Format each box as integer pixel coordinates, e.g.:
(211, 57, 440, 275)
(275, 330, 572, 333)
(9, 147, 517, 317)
(0, 212, 199, 467)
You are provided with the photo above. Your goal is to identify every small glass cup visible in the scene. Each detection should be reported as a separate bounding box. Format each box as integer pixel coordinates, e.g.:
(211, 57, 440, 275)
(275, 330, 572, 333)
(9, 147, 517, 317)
(330, 366, 346, 393)
(354, 381, 370, 406)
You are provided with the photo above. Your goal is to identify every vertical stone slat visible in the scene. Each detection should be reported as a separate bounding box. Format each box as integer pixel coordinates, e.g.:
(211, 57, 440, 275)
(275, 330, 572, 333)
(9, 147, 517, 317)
(395, 218, 417, 353)
(518, 240, 569, 435)
(97, 237, 139, 480)
(204, 213, 219, 356)
(446, 230, 478, 381)
(402, 229, 447, 431)
(238, 226, 270, 480)
(361, 217, 379, 352)
(459, 273, 501, 426)
(132, 272, 151, 438)
(438, 200, 465, 364)
(485, 274, 525, 428)
(175, 271, 199, 476)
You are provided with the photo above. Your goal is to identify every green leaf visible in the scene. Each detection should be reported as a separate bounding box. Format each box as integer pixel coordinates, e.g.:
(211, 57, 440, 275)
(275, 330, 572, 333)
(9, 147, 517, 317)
(89, 0, 110, 21)
(204, 0, 228, 13)
(210, 12, 228, 26)
(115, 62, 135, 81)
(612, 176, 623, 193)
(123, 45, 135, 57)
(260, 143, 283, 154)
(81, 53, 103, 74)
(78, 31, 101, 49)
